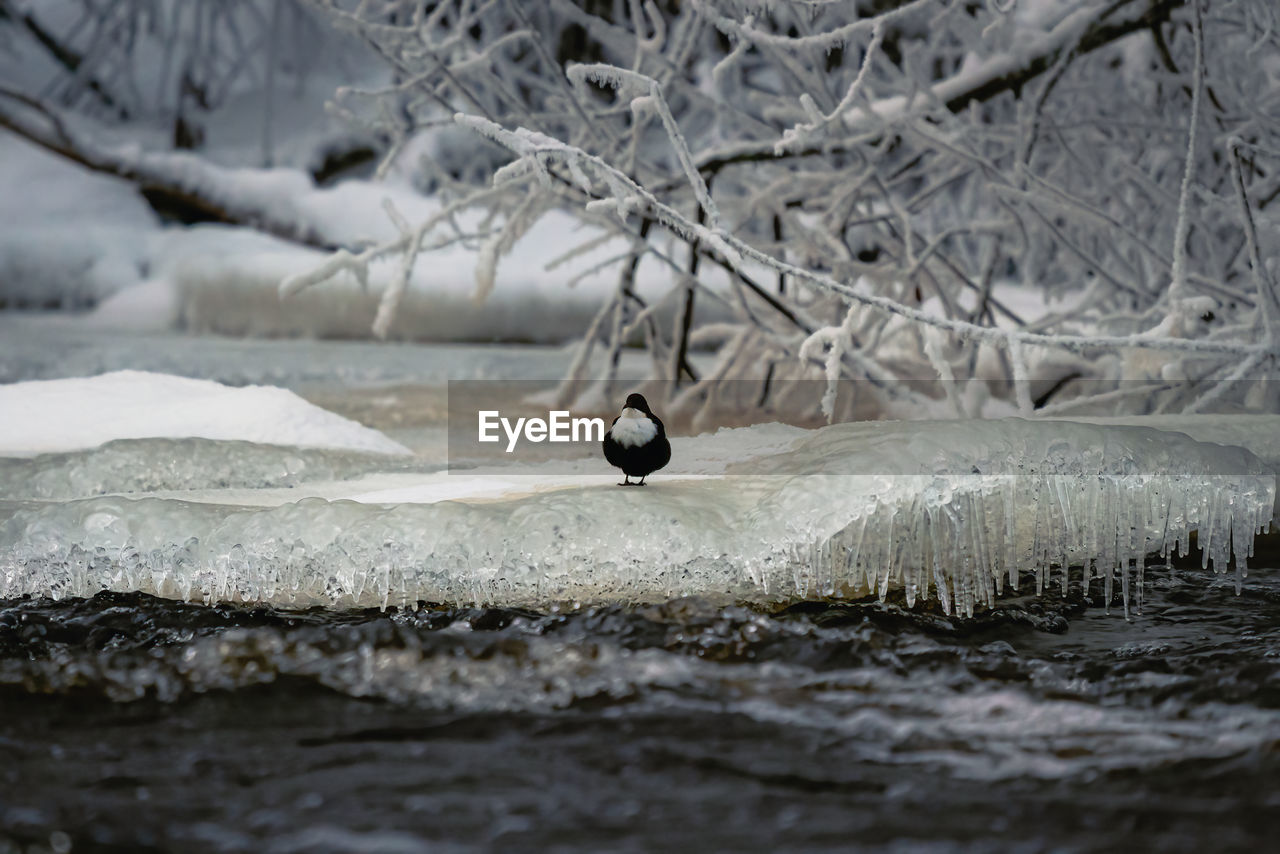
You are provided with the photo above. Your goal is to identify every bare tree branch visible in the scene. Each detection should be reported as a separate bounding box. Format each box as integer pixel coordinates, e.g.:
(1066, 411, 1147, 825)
(0, 86, 343, 251)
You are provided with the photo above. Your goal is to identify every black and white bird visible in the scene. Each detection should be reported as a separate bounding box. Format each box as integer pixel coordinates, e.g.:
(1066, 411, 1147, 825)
(602, 393, 671, 486)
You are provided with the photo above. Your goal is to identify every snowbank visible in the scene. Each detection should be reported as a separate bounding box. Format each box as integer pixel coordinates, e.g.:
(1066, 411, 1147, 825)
(155, 219, 649, 342)
(0, 135, 159, 309)
(0, 371, 409, 457)
(0, 125, 1069, 347)
(0, 131, 687, 342)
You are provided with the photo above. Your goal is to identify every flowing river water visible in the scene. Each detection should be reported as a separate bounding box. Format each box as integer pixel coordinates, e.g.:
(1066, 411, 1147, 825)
(3, 550, 1280, 853)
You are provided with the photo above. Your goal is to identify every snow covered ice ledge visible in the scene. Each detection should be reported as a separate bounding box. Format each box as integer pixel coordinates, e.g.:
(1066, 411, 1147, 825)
(1, 418, 1274, 618)
(745, 420, 1276, 617)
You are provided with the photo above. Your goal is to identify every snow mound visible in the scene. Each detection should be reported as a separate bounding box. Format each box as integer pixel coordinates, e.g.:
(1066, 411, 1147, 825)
(0, 132, 710, 344)
(0, 419, 1272, 617)
(0, 371, 410, 457)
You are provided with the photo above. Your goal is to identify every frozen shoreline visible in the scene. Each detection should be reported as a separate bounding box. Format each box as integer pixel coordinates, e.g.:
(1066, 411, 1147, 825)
(0, 370, 1274, 617)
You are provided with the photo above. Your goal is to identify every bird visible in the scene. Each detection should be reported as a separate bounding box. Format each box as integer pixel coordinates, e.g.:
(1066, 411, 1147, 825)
(602, 393, 671, 486)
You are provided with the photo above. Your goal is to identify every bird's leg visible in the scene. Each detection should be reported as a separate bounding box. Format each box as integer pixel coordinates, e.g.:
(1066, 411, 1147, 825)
(637, 476, 647, 486)
(618, 474, 631, 486)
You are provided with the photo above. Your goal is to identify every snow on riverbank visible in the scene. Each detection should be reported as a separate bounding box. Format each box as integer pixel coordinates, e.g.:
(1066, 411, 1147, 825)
(0, 131, 663, 342)
(0, 371, 410, 457)
(0, 374, 1274, 616)
(0, 129, 1066, 345)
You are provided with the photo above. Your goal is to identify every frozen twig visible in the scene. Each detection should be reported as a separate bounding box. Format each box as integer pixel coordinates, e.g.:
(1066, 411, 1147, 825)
(1169, 0, 1205, 302)
(1227, 138, 1280, 341)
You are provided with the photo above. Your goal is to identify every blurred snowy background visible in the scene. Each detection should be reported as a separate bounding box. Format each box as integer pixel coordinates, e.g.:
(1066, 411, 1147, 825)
(0, 0, 1276, 422)
(0, 0, 634, 345)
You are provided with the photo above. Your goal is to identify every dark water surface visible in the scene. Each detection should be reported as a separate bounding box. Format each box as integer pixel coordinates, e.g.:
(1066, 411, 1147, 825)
(3, 553, 1280, 853)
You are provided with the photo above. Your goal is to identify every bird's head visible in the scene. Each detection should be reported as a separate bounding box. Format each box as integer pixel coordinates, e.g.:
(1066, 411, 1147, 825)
(622, 393, 652, 416)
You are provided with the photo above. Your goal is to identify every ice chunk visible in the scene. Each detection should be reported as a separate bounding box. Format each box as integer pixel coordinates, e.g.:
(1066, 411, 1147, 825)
(0, 371, 410, 457)
(0, 438, 416, 501)
(749, 419, 1275, 615)
(1056, 415, 1280, 472)
(0, 419, 1271, 617)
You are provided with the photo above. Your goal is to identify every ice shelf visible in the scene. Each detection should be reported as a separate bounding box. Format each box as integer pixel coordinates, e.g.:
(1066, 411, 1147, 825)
(1, 419, 1274, 617)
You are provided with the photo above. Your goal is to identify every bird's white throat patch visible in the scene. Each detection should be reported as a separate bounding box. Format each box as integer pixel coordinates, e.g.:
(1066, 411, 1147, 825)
(611, 408, 658, 447)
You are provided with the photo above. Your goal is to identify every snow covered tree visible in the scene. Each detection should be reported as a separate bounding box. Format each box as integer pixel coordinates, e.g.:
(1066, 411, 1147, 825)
(0, 1, 316, 143)
(0, 0, 376, 236)
(277, 0, 1280, 420)
(4, 0, 1277, 419)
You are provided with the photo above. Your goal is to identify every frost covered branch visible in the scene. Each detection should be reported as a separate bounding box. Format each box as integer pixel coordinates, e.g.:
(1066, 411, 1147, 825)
(0, 85, 349, 250)
(289, 0, 1280, 418)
